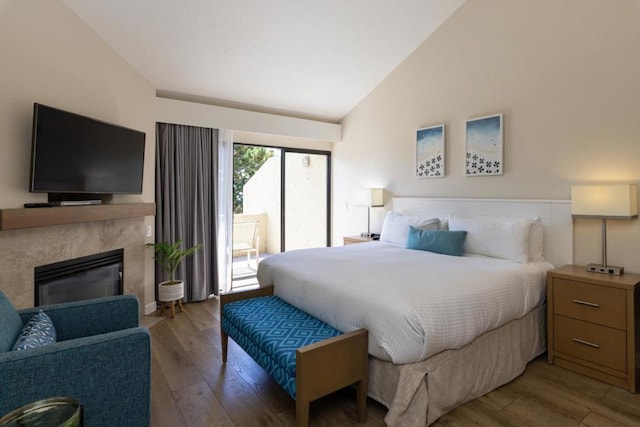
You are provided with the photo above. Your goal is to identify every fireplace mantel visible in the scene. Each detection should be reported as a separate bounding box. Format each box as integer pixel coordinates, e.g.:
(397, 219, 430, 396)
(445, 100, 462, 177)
(0, 203, 155, 230)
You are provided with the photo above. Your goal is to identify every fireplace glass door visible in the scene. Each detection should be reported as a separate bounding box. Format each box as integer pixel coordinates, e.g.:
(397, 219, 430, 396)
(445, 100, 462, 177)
(34, 249, 123, 306)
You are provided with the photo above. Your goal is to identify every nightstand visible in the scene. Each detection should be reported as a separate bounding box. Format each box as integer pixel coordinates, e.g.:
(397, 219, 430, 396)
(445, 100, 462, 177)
(343, 235, 375, 245)
(547, 265, 640, 392)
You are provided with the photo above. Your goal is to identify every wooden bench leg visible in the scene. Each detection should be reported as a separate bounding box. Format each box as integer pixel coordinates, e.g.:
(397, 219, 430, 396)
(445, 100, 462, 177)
(356, 378, 367, 423)
(296, 398, 310, 427)
(296, 329, 368, 425)
(221, 328, 229, 363)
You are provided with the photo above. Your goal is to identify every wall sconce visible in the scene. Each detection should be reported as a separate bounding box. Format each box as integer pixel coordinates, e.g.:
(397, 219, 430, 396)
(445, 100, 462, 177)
(354, 188, 384, 238)
(571, 184, 638, 275)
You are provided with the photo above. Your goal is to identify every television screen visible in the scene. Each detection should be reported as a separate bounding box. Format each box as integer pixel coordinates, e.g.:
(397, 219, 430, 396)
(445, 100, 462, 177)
(30, 103, 145, 195)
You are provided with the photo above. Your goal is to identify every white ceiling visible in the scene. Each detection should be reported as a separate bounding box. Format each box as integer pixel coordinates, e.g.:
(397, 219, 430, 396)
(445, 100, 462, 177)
(62, 0, 465, 122)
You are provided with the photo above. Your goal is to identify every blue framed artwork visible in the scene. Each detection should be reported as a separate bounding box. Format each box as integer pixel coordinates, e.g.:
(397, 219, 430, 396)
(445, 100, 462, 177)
(416, 124, 445, 178)
(466, 114, 503, 176)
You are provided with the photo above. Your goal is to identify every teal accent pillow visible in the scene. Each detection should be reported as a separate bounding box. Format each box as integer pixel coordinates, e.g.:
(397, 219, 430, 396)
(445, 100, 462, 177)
(406, 226, 467, 256)
(11, 310, 57, 351)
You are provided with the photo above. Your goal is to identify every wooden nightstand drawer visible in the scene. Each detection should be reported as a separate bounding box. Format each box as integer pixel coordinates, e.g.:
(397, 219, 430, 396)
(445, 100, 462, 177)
(553, 278, 626, 330)
(554, 315, 626, 372)
(547, 265, 640, 392)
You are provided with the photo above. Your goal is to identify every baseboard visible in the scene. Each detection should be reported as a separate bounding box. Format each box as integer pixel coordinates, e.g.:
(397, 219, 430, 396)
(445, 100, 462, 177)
(144, 301, 158, 315)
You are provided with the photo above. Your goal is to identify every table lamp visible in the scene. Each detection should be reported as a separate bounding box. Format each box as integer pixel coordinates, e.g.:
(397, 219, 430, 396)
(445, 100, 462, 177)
(571, 184, 638, 275)
(354, 188, 384, 238)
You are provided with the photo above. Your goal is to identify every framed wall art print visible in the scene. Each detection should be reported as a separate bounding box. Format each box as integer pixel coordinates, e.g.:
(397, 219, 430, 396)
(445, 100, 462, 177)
(416, 124, 445, 178)
(465, 114, 503, 176)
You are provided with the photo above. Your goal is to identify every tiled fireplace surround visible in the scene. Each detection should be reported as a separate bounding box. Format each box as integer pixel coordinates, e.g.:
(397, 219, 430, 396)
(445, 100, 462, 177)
(0, 217, 145, 311)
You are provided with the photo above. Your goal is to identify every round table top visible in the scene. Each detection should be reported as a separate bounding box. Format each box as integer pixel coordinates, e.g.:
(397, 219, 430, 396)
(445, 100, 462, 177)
(0, 397, 80, 427)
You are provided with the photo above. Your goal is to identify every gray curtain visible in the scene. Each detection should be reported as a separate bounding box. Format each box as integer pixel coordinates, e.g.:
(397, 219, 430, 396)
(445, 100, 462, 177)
(155, 122, 219, 301)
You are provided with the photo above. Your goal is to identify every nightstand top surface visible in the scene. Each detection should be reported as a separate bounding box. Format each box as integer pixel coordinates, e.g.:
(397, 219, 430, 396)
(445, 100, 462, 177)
(549, 264, 640, 288)
(343, 235, 375, 243)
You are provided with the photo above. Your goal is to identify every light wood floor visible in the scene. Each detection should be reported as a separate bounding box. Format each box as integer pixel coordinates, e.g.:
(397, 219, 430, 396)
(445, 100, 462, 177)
(146, 298, 640, 426)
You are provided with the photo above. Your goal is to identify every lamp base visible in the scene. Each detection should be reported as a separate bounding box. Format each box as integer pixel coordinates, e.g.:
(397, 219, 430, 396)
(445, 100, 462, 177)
(360, 232, 380, 240)
(585, 263, 624, 276)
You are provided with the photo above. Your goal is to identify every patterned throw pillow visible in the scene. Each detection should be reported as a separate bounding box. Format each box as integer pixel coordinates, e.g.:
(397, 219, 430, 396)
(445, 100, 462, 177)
(11, 310, 57, 351)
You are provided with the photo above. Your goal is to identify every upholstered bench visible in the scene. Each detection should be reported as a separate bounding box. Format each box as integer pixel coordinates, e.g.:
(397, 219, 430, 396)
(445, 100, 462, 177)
(220, 285, 368, 427)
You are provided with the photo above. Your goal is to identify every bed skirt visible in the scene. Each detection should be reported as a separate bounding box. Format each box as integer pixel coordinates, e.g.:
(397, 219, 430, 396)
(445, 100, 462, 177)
(367, 304, 546, 426)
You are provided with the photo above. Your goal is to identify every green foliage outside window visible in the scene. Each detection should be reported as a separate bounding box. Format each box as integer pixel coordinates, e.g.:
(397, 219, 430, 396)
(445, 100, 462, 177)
(233, 145, 274, 214)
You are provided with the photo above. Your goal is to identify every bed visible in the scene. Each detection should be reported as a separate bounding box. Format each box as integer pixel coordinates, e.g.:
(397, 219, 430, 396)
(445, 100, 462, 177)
(257, 197, 572, 426)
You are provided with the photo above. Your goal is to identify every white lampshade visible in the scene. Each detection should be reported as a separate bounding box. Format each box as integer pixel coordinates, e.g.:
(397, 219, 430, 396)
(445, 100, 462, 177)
(571, 184, 638, 218)
(354, 188, 384, 207)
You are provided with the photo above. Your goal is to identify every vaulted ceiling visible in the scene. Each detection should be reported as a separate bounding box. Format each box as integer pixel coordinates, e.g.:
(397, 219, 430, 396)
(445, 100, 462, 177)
(63, 0, 465, 122)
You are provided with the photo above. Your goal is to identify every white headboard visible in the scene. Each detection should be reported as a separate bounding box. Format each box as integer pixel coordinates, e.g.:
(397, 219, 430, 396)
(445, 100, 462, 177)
(393, 197, 573, 268)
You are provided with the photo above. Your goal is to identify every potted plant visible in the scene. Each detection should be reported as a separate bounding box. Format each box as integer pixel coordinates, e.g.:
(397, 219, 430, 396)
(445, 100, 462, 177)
(146, 240, 202, 303)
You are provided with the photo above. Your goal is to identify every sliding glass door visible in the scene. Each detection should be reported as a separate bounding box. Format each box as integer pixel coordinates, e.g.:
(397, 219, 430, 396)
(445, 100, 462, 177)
(232, 144, 330, 288)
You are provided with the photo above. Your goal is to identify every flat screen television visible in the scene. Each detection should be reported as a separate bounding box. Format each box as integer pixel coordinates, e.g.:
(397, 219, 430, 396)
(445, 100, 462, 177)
(30, 103, 145, 197)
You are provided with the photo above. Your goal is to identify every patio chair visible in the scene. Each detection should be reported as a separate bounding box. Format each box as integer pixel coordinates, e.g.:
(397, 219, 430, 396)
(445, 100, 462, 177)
(233, 220, 260, 270)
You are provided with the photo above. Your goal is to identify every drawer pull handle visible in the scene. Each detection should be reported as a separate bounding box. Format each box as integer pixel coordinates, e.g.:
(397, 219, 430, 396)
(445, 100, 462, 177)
(572, 299, 599, 308)
(572, 338, 600, 349)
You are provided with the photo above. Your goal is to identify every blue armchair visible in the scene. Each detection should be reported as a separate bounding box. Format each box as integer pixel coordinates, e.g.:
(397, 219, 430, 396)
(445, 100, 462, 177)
(0, 292, 151, 426)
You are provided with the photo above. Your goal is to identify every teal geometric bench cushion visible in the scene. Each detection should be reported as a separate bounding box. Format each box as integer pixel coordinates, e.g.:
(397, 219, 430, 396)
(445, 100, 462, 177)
(222, 295, 343, 398)
(222, 319, 298, 397)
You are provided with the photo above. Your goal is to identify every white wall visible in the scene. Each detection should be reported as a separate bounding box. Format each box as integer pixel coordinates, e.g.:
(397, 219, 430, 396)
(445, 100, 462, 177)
(0, 0, 157, 307)
(243, 157, 282, 254)
(335, 0, 640, 273)
(284, 152, 328, 250)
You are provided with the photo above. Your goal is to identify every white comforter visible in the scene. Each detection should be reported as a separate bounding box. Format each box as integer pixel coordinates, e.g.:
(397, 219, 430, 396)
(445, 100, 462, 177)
(256, 242, 552, 364)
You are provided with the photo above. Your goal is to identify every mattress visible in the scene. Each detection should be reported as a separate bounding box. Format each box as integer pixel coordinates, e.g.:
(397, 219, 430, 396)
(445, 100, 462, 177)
(257, 241, 552, 364)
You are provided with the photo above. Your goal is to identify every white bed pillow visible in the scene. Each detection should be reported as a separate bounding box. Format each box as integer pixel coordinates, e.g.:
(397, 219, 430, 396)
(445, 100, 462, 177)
(528, 217, 544, 262)
(448, 215, 532, 263)
(380, 212, 440, 247)
(439, 217, 449, 230)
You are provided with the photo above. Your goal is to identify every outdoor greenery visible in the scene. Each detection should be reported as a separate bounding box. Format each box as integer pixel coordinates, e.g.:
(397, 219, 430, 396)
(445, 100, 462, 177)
(146, 240, 202, 284)
(233, 145, 274, 213)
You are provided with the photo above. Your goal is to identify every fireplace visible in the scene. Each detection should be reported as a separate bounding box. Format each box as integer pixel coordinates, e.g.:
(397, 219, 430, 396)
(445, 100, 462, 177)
(34, 249, 124, 306)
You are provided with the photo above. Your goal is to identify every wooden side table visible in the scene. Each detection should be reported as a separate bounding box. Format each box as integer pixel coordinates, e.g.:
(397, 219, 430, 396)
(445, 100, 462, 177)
(547, 264, 640, 392)
(343, 235, 375, 245)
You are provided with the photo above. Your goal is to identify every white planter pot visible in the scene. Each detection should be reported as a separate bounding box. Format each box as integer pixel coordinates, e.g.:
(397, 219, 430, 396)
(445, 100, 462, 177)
(158, 280, 184, 302)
